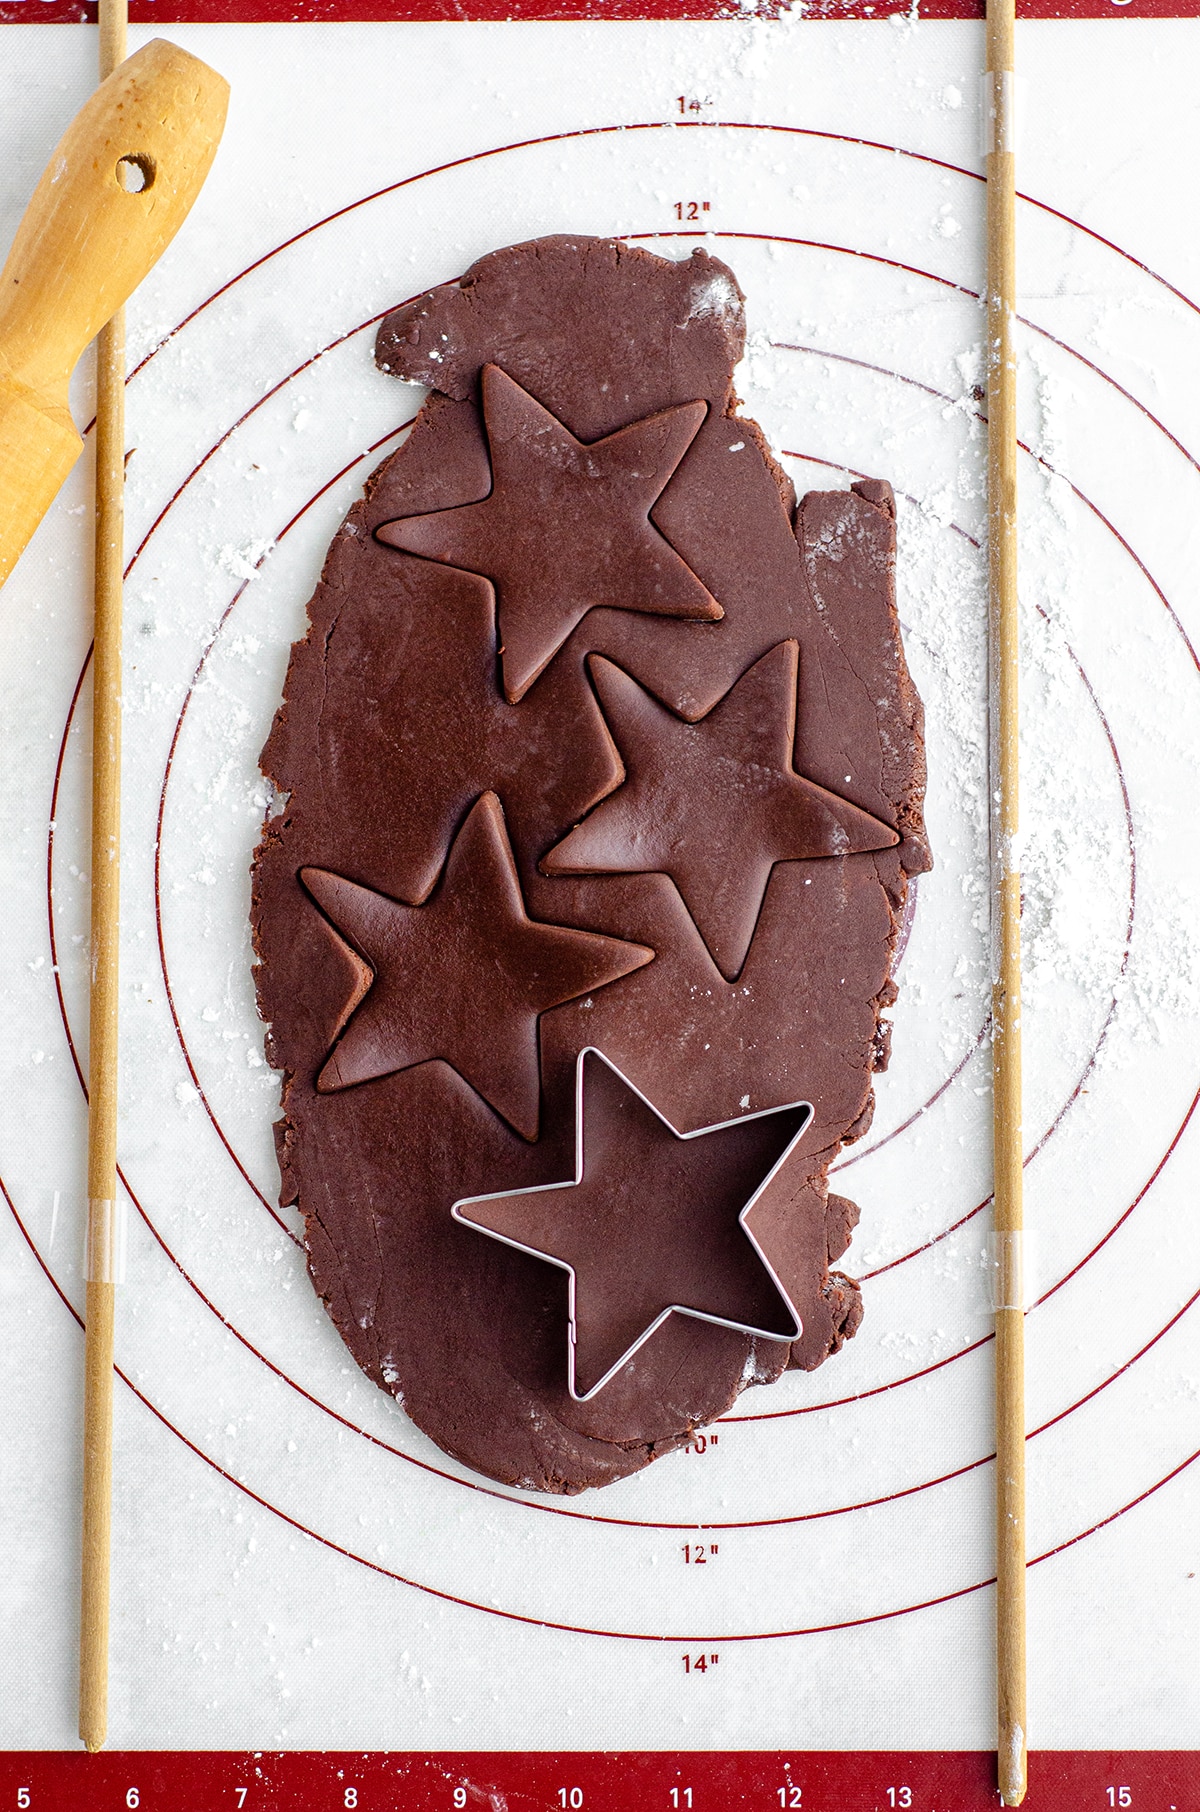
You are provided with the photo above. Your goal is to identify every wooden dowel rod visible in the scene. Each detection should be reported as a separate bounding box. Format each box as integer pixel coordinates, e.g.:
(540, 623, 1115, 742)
(80, 0, 128, 1757)
(79, 1277, 115, 1751)
(985, 0, 1027, 1804)
(98, 0, 126, 84)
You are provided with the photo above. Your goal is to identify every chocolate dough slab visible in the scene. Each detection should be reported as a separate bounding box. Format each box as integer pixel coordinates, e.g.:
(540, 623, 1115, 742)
(253, 235, 930, 1493)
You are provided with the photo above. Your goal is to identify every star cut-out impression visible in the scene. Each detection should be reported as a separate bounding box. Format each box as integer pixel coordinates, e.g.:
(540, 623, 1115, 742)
(375, 364, 723, 704)
(453, 1048, 811, 1400)
(301, 793, 653, 1141)
(542, 642, 899, 979)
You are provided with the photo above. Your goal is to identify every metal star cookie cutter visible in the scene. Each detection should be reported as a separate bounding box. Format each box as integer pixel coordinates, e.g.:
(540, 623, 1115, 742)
(451, 1046, 813, 1402)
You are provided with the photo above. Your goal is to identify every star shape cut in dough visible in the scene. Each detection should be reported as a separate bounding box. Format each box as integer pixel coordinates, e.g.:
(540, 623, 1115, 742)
(453, 1048, 811, 1399)
(542, 641, 899, 980)
(301, 792, 653, 1141)
(374, 363, 723, 704)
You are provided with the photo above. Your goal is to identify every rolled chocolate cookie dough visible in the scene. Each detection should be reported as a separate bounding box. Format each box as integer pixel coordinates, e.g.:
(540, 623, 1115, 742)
(252, 234, 930, 1493)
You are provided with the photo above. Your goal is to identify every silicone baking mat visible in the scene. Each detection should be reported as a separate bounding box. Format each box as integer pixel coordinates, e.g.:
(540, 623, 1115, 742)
(1, 4, 1199, 1800)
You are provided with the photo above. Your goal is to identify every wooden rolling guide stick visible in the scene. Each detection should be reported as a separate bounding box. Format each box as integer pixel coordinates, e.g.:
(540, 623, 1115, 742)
(0, 23, 228, 1754)
(984, 0, 1027, 1803)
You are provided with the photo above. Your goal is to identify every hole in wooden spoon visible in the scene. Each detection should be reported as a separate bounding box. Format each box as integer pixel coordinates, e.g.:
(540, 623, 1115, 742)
(116, 154, 155, 194)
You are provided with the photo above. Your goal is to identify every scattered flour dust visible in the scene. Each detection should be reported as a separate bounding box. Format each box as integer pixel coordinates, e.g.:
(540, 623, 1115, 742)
(1015, 349, 1200, 1048)
(686, 268, 742, 325)
(728, 305, 1192, 1071)
(217, 537, 276, 583)
(728, 2, 807, 82)
(737, 327, 782, 396)
(734, 292, 1200, 1068)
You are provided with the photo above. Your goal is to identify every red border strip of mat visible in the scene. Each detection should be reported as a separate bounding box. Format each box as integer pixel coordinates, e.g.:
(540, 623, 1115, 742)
(2, 0, 1199, 23)
(2, 1749, 1199, 1808)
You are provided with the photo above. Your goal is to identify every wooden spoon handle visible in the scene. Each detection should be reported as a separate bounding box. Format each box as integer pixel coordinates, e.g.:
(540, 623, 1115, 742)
(0, 38, 229, 587)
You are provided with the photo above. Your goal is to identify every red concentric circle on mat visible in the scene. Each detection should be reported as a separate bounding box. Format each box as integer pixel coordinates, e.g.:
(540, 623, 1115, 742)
(12, 122, 1200, 1636)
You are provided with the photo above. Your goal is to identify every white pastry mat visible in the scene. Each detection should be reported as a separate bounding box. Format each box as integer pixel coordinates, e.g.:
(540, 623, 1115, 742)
(1, 11, 1199, 1753)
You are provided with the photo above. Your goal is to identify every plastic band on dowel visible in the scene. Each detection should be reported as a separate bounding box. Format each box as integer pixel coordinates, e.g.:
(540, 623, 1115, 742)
(85, 1197, 127, 1284)
(980, 71, 1018, 156)
(990, 1229, 1026, 1312)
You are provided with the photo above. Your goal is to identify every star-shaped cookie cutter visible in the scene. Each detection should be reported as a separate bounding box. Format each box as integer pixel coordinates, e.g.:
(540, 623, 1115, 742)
(452, 1047, 813, 1401)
